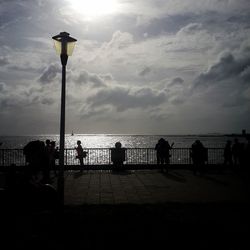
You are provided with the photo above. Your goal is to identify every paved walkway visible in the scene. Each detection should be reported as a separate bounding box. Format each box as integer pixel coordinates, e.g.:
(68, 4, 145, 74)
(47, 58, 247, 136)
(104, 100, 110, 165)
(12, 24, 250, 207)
(2, 169, 250, 249)
(64, 169, 250, 205)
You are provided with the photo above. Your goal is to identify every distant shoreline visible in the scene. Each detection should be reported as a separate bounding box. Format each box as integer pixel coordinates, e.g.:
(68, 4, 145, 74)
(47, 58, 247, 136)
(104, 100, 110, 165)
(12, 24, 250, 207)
(0, 133, 247, 137)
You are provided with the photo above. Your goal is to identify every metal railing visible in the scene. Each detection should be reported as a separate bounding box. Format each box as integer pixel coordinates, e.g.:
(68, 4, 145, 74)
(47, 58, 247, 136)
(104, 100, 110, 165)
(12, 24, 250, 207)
(0, 148, 224, 167)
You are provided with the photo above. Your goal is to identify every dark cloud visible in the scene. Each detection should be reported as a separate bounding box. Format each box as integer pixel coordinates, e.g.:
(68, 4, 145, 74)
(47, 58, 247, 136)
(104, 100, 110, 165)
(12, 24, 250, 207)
(222, 94, 249, 108)
(39, 64, 60, 84)
(138, 66, 151, 76)
(86, 86, 166, 112)
(169, 77, 184, 86)
(177, 22, 203, 35)
(76, 70, 106, 87)
(80, 107, 112, 119)
(41, 97, 55, 105)
(170, 97, 185, 105)
(194, 52, 250, 88)
(99, 73, 113, 81)
(0, 57, 9, 66)
(240, 66, 250, 81)
(135, 14, 198, 37)
(0, 82, 6, 92)
(190, 48, 250, 112)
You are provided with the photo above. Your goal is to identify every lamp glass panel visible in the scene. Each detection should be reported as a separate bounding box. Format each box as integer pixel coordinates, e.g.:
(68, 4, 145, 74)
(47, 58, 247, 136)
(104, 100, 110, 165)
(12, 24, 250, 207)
(53, 40, 62, 55)
(67, 42, 76, 56)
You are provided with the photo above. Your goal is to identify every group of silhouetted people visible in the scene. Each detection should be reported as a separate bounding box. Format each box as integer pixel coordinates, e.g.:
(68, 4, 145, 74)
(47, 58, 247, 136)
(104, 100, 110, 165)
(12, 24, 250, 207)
(155, 138, 208, 175)
(20, 137, 250, 178)
(3, 136, 250, 213)
(23, 139, 59, 183)
(3, 139, 59, 212)
(224, 138, 250, 169)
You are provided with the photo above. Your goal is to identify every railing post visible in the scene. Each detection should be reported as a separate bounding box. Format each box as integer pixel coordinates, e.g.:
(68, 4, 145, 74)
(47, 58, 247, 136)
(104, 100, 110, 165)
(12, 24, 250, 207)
(1, 149, 4, 166)
(189, 148, 192, 165)
(65, 148, 68, 166)
(146, 148, 149, 165)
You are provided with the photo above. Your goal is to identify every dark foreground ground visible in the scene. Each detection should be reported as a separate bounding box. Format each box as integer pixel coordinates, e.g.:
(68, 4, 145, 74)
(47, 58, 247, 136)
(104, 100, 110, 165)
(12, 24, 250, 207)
(1, 169, 250, 249)
(1, 202, 249, 249)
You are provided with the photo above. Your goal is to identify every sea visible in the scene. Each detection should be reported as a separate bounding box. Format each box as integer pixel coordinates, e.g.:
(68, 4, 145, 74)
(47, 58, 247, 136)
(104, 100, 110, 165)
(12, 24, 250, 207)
(0, 134, 248, 149)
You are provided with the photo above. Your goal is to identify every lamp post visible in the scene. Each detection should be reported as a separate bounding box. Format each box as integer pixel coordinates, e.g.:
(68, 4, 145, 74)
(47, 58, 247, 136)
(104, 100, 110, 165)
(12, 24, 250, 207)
(52, 32, 77, 206)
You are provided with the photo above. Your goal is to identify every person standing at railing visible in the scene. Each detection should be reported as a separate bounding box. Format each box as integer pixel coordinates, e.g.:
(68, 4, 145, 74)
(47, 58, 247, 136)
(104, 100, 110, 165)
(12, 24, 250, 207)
(75, 140, 87, 172)
(155, 138, 174, 173)
(111, 142, 126, 170)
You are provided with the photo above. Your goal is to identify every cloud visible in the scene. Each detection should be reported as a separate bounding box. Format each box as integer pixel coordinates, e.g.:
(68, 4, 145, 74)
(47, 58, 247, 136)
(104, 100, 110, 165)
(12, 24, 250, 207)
(103, 30, 134, 50)
(190, 48, 250, 112)
(38, 64, 60, 84)
(177, 22, 203, 35)
(80, 106, 112, 120)
(194, 52, 250, 88)
(0, 82, 6, 92)
(1, 0, 250, 134)
(168, 77, 184, 86)
(0, 56, 9, 66)
(41, 97, 55, 105)
(75, 70, 107, 87)
(86, 86, 166, 112)
(138, 66, 151, 76)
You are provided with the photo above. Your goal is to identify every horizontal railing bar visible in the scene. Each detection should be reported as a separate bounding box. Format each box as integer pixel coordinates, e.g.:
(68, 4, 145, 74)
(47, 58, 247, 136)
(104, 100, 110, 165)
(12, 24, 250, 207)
(0, 164, 228, 172)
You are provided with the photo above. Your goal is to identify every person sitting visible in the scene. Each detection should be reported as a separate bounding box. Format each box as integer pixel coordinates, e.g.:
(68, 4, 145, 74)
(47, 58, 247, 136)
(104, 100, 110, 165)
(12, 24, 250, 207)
(110, 142, 126, 169)
(191, 140, 207, 175)
(155, 138, 174, 173)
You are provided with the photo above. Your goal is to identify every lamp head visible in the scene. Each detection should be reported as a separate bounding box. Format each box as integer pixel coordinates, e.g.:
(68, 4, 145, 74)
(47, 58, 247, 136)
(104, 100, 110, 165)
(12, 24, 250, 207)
(52, 32, 77, 56)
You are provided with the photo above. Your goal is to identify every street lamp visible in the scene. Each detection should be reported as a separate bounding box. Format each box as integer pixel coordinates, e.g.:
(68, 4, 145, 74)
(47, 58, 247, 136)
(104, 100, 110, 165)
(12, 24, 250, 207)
(52, 32, 77, 206)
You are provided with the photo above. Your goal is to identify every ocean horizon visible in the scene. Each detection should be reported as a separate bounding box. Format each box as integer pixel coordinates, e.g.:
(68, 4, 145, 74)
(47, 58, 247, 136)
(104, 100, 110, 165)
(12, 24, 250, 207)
(0, 134, 248, 149)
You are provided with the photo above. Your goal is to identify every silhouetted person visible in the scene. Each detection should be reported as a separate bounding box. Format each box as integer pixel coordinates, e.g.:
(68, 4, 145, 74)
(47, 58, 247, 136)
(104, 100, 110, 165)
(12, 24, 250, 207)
(111, 142, 126, 170)
(75, 140, 86, 172)
(232, 138, 241, 167)
(155, 138, 174, 173)
(191, 140, 207, 175)
(224, 140, 233, 166)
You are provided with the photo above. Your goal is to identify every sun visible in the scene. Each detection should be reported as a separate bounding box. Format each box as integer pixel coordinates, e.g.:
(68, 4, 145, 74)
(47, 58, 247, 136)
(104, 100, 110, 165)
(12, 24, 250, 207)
(68, 0, 120, 20)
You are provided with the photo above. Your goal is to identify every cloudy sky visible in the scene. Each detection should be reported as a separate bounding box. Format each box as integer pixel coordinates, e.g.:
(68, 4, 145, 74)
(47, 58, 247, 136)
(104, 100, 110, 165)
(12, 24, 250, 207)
(0, 0, 250, 135)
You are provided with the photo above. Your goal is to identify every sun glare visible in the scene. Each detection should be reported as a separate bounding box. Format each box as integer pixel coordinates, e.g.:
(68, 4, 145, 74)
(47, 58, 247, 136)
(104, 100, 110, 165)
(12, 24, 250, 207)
(68, 0, 120, 20)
